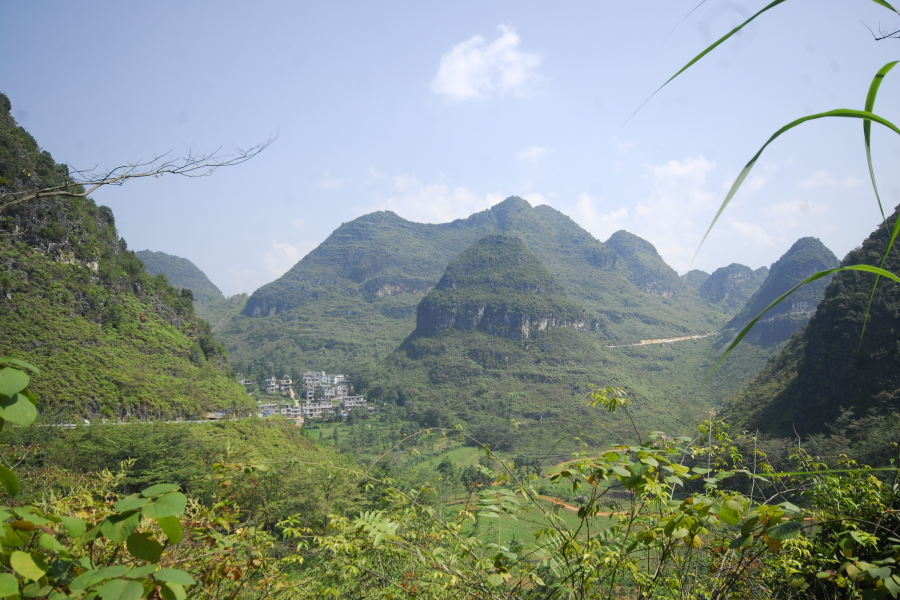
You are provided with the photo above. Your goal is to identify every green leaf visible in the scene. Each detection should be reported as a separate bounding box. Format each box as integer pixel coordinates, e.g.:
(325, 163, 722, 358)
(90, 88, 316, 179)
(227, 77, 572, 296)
(740, 515, 759, 536)
(766, 520, 803, 540)
(0, 573, 18, 597)
(59, 516, 86, 538)
(97, 579, 143, 600)
(69, 566, 130, 590)
(863, 61, 897, 221)
(155, 516, 182, 545)
(0, 368, 28, 397)
(730, 535, 751, 550)
(100, 511, 141, 544)
(125, 565, 158, 579)
(154, 569, 195, 586)
(0, 393, 37, 427)
(0, 466, 20, 497)
(141, 493, 187, 519)
(708, 264, 900, 380)
(126, 531, 163, 564)
(141, 484, 179, 498)
(113, 495, 148, 513)
(159, 583, 186, 600)
(76, 523, 102, 546)
(718, 503, 741, 526)
(10, 551, 46, 581)
(0, 359, 38, 375)
(486, 573, 505, 587)
(38, 533, 65, 552)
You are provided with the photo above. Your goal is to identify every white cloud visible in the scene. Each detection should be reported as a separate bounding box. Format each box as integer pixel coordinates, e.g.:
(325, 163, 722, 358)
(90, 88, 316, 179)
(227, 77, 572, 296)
(570, 193, 629, 241)
(318, 172, 344, 190)
(263, 241, 303, 278)
(227, 268, 263, 296)
(370, 175, 505, 223)
(431, 25, 541, 101)
(516, 145, 547, 162)
(762, 198, 828, 218)
(799, 170, 865, 188)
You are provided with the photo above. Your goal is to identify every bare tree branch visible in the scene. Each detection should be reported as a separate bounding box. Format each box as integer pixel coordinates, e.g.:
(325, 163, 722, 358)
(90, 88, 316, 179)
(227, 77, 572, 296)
(862, 20, 900, 40)
(0, 134, 276, 211)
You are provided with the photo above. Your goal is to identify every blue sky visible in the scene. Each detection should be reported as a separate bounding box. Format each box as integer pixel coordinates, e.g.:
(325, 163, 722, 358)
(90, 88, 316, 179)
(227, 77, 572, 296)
(3, 1, 899, 295)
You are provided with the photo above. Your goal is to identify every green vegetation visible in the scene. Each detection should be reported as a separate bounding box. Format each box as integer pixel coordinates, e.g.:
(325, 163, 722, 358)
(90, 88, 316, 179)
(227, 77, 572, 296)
(0, 93, 251, 419)
(135, 249, 248, 329)
(727, 237, 839, 344)
(698, 262, 767, 314)
(729, 207, 900, 437)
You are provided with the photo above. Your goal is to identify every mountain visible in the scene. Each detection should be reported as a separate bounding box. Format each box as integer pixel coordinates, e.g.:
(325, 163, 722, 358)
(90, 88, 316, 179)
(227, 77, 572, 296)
(0, 93, 253, 419)
(218, 197, 722, 379)
(414, 235, 587, 340)
(698, 263, 767, 313)
(136, 250, 246, 328)
(726, 237, 839, 345)
(684, 270, 710, 288)
(136, 250, 224, 304)
(604, 230, 683, 297)
(727, 212, 900, 436)
(366, 235, 707, 457)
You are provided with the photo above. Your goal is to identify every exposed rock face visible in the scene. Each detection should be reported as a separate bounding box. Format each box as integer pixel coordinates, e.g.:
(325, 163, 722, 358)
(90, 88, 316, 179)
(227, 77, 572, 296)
(413, 235, 587, 341)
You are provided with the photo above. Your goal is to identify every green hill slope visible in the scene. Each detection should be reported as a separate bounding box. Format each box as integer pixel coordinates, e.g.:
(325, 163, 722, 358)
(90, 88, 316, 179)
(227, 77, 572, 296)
(698, 263, 767, 314)
(684, 270, 710, 289)
(415, 235, 587, 339)
(726, 237, 838, 345)
(136, 249, 246, 329)
(366, 235, 708, 456)
(0, 93, 254, 420)
(219, 197, 723, 378)
(727, 211, 900, 436)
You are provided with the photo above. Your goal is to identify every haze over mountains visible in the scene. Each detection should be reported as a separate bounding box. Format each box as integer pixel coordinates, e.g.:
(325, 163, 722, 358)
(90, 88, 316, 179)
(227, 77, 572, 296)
(139, 195, 852, 452)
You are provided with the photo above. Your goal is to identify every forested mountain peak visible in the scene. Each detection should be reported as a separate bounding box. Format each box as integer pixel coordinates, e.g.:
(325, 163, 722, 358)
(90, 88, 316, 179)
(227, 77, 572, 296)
(136, 250, 224, 304)
(413, 234, 586, 340)
(727, 236, 839, 332)
(729, 208, 900, 436)
(698, 263, 767, 312)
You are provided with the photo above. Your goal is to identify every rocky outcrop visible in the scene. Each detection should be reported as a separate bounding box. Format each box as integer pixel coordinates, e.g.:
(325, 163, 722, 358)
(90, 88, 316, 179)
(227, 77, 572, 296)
(412, 235, 587, 341)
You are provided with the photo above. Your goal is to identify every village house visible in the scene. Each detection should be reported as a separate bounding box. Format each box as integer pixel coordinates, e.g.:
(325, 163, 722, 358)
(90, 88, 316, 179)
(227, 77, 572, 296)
(339, 395, 373, 413)
(301, 400, 336, 419)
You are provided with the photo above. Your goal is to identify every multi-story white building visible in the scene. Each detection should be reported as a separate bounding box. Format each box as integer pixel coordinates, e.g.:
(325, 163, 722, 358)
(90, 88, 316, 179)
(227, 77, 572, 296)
(339, 396, 370, 413)
(264, 377, 279, 395)
(301, 401, 336, 419)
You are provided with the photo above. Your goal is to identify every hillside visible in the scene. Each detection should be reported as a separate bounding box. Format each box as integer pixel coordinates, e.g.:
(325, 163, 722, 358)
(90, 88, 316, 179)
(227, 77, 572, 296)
(727, 237, 838, 345)
(684, 269, 710, 288)
(698, 263, 767, 314)
(414, 235, 587, 339)
(727, 210, 900, 436)
(367, 235, 709, 456)
(0, 93, 254, 420)
(218, 197, 724, 379)
(136, 249, 246, 328)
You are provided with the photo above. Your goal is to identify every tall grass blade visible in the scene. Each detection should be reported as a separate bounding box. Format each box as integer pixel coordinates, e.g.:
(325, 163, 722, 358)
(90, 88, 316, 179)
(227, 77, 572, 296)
(662, 1, 708, 42)
(706, 264, 900, 382)
(629, 0, 899, 124)
(625, 0, 788, 125)
(858, 62, 898, 349)
(864, 61, 896, 221)
(692, 109, 900, 267)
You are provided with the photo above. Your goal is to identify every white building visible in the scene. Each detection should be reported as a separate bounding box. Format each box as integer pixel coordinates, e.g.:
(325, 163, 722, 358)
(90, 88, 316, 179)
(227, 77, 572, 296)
(301, 401, 336, 419)
(339, 395, 371, 413)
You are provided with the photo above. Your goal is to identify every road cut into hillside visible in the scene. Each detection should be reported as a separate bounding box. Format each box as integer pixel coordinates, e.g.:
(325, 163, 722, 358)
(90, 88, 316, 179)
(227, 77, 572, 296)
(606, 332, 716, 348)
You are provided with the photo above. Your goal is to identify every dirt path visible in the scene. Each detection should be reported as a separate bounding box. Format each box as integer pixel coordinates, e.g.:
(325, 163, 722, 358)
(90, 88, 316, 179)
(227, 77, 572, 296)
(606, 332, 716, 348)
